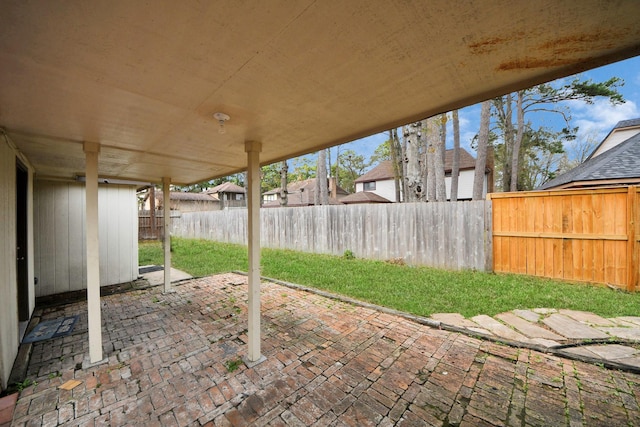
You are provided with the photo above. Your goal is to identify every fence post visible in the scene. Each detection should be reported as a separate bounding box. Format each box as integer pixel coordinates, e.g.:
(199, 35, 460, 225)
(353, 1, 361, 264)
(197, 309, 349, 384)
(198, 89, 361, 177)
(485, 199, 493, 272)
(628, 186, 638, 291)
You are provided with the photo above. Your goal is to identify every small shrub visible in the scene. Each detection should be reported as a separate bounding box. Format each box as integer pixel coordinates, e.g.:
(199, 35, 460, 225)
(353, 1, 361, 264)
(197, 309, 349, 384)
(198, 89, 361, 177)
(343, 250, 355, 260)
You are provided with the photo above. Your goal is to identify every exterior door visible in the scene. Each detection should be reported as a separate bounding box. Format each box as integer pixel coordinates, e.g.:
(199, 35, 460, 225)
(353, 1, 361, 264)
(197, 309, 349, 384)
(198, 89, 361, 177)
(16, 161, 29, 322)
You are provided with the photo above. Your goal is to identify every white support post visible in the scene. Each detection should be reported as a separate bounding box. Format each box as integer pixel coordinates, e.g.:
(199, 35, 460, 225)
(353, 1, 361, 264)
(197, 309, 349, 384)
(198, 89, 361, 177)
(245, 141, 264, 365)
(84, 141, 103, 364)
(163, 177, 173, 293)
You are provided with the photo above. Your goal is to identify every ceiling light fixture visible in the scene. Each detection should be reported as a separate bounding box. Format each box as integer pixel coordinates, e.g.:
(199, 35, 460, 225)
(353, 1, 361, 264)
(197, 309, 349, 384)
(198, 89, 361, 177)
(213, 112, 230, 134)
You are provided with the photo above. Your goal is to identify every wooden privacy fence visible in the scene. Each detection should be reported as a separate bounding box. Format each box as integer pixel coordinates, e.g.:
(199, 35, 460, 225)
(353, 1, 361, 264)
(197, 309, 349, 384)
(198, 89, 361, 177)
(171, 201, 493, 271)
(138, 210, 182, 240)
(490, 186, 639, 291)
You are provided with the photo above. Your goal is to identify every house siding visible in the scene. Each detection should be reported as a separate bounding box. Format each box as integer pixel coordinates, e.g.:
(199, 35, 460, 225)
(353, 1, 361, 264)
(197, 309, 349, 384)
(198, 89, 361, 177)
(356, 170, 485, 201)
(0, 140, 18, 390)
(447, 169, 485, 200)
(591, 127, 640, 158)
(356, 179, 397, 202)
(0, 139, 36, 390)
(34, 180, 138, 297)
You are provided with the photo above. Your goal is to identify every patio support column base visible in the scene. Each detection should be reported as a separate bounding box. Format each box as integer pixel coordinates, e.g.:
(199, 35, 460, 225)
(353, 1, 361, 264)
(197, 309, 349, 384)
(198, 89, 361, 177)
(162, 177, 173, 294)
(83, 141, 103, 364)
(245, 141, 263, 363)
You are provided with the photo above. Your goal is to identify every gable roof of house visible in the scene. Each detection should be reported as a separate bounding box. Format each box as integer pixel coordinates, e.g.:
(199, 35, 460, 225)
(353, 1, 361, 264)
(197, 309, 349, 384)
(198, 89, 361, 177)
(356, 148, 478, 183)
(355, 161, 396, 183)
(538, 132, 640, 189)
(262, 178, 348, 207)
(207, 182, 246, 194)
(340, 191, 392, 204)
(263, 178, 349, 196)
(586, 118, 640, 160)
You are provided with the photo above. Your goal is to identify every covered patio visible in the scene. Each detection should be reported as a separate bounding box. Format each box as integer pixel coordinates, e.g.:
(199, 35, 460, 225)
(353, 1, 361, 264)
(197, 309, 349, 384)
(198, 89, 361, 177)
(2, 1, 640, 423)
(12, 274, 640, 425)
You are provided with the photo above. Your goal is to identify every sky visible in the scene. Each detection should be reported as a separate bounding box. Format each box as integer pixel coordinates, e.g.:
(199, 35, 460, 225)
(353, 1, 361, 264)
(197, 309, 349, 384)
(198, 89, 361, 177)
(335, 55, 640, 170)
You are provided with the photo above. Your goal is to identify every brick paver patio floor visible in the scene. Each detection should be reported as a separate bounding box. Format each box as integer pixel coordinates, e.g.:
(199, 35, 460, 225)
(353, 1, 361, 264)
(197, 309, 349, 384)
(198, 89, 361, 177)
(12, 273, 640, 426)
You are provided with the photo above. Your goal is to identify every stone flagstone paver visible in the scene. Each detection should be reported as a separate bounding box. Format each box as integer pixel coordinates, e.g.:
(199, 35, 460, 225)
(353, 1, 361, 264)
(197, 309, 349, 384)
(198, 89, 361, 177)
(585, 344, 640, 361)
(9, 273, 640, 426)
(596, 327, 640, 341)
(542, 313, 610, 340)
(559, 309, 615, 326)
(618, 316, 640, 327)
(512, 309, 541, 323)
(495, 312, 564, 341)
(470, 314, 528, 342)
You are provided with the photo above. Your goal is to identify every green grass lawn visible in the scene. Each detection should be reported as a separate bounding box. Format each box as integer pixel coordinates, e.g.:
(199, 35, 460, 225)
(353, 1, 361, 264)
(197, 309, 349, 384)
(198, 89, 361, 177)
(140, 238, 640, 318)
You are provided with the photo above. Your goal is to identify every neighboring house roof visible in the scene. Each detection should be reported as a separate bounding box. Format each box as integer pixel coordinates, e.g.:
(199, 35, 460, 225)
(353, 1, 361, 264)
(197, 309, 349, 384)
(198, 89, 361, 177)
(538, 132, 640, 190)
(444, 148, 477, 172)
(340, 191, 392, 204)
(356, 149, 479, 184)
(207, 182, 246, 194)
(154, 191, 216, 202)
(586, 118, 640, 160)
(264, 178, 349, 196)
(355, 161, 395, 183)
(263, 178, 348, 207)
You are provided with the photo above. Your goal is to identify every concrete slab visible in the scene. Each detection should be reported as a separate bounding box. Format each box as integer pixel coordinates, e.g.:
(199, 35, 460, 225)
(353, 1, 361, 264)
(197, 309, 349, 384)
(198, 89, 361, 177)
(616, 357, 640, 369)
(610, 318, 640, 327)
(496, 312, 564, 340)
(471, 315, 528, 342)
(525, 338, 562, 348)
(596, 327, 640, 341)
(561, 346, 601, 358)
(430, 313, 479, 328)
(532, 308, 558, 315)
(617, 317, 640, 327)
(582, 344, 640, 361)
(140, 266, 193, 286)
(542, 314, 609, 340)
(513, 309, 541, 323)
(559, 309, 615, 327)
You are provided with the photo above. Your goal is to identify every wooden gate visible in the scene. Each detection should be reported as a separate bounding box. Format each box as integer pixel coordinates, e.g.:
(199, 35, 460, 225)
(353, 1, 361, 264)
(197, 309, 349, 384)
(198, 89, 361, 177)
(490, 186, 639, 291)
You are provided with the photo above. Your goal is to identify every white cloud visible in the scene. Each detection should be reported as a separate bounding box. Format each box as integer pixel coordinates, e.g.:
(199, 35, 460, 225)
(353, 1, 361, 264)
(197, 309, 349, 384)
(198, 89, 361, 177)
(569, 98, 638, 140)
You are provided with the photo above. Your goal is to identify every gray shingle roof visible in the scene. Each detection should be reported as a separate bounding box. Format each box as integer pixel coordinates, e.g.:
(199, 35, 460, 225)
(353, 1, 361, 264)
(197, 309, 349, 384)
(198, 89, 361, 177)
(539, 132, 640, 189)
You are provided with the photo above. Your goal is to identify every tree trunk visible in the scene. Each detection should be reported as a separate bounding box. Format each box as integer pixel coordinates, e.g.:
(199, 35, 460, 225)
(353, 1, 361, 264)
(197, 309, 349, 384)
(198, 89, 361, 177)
(403, 122, 424, 202)
(450, 110, 460, 201)
(316, 149, 328, 205)
(424, 116, 447, 202)
(434, 114, 447, 201)
(473, 101, 491, 200)
(502, 94, 514, 192)
(279, 160, 288, 206)
(509, 90, 525, 192)
(389, 128, 403, 202)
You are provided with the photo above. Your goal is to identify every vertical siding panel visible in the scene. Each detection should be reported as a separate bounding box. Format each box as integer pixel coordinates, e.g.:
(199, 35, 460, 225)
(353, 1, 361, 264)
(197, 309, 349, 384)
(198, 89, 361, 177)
(54, 184, 70, 294)
(40, 182, 56, 296)
(68, 184, 86, 291)
(0, 142, 18, 389)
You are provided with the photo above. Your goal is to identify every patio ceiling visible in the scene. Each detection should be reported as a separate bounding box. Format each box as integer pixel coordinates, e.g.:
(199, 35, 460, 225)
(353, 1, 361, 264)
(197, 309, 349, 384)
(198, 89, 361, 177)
(1, 1, 639, 185)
